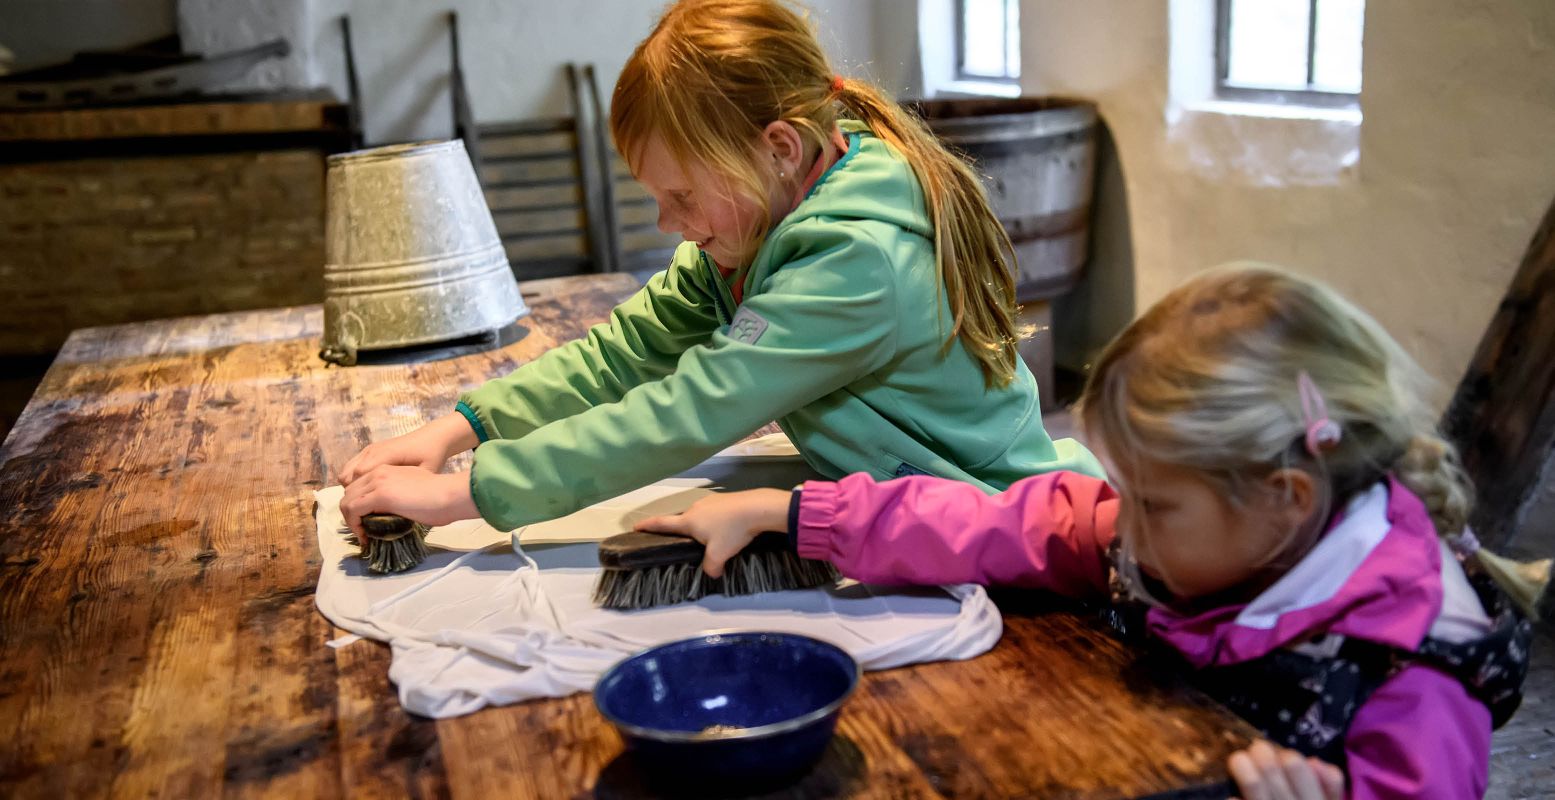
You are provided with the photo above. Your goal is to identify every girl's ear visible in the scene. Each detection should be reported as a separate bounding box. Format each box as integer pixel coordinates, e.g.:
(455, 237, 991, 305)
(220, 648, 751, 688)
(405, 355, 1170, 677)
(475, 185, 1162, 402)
(1264, 467, 1318, 531)
(761, 120, 805, 177)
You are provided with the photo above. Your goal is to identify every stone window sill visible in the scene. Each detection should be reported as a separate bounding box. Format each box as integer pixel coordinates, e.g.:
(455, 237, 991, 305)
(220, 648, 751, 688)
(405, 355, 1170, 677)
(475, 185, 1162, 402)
(931, 79, 1023, 99)
(1165, 100, 1362, 187)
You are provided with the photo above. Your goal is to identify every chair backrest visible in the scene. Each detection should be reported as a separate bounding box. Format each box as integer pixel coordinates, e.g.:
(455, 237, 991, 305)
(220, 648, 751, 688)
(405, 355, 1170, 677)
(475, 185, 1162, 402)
(568, 62, 683, 276)
(477, 118, 597, 279)
(454, 56, 682, 280)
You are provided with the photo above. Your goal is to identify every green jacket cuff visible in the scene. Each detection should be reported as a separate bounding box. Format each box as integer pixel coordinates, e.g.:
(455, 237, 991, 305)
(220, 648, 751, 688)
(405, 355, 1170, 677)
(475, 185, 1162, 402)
(455, 400, 492, 444)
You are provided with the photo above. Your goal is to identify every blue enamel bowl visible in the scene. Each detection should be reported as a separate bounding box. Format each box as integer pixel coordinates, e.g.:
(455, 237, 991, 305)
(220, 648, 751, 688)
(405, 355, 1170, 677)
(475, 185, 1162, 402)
(593, 632, 860, 788)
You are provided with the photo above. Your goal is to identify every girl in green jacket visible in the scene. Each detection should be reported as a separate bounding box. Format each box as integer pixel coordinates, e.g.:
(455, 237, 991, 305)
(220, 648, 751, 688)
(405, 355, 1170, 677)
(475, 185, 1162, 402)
(339, 0, 1100, 535)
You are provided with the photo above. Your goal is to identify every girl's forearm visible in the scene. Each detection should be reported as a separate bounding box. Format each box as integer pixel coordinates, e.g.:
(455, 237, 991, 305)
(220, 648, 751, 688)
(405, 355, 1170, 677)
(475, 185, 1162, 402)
(431, 412, 482, 457)
(795, 471, 1118, 596)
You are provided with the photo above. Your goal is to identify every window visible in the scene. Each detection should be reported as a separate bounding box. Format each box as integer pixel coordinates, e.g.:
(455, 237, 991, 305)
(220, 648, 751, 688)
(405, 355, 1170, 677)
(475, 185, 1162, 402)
(1216, 0, 1364, 106)
(956, 0, 1019, 84)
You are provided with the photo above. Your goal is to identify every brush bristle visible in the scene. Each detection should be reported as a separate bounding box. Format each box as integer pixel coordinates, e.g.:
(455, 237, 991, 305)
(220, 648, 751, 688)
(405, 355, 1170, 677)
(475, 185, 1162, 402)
(341, 524, 430, 574)
(593, 548, 840, 609)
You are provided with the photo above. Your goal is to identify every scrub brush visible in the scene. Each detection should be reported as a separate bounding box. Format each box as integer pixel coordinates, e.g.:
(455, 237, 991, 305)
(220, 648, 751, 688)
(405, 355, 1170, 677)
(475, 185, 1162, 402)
(592, 530, 840, 609)
(340, 513, 430, 574)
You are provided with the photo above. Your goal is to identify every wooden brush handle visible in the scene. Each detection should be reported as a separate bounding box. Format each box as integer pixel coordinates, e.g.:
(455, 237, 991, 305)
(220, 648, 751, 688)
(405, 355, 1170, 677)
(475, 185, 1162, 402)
(597, 531, 705, 569)
(596, 530, 792, 569)
(360, 513, 418, 542)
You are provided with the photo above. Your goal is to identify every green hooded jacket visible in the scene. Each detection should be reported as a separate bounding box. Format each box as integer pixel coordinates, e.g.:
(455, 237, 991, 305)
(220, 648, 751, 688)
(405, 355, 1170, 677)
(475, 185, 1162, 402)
(458, 121, 1101, 530)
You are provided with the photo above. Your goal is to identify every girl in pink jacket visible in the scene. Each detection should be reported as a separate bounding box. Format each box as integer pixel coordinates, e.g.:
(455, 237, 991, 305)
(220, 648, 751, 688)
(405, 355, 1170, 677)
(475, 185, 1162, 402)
(637, 264, 1537, 800)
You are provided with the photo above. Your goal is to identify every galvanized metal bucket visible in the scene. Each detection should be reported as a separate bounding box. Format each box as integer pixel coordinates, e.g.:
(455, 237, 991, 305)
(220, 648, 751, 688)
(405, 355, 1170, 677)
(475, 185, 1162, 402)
(320, 139, 527, 365)
(913, 98, 1097, 302)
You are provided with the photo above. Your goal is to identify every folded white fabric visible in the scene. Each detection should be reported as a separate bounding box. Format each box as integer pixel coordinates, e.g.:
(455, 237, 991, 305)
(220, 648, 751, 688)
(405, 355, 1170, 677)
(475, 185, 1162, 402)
(312, 446, 1003, 718)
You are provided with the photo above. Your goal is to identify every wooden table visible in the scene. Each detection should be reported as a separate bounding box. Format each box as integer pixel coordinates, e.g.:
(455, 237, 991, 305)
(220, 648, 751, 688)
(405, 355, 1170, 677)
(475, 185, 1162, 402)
(0, 273, 1256, 798)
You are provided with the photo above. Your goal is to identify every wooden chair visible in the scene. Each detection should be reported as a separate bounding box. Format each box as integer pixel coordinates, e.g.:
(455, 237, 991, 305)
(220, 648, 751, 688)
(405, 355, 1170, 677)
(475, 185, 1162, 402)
(474, 115, 601, 279)
(445, 14, 678, 280)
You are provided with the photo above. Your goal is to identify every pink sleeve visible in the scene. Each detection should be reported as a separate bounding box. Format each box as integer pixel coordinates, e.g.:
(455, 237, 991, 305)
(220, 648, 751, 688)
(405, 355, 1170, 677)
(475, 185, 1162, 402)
(1344, 665, 1491, 800)
(795, 471, 1118, 598)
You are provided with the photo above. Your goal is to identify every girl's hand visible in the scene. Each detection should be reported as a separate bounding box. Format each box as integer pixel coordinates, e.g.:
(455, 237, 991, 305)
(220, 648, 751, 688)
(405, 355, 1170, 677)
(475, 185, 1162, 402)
(634, 489, 793, 578)
(339, 466, 480, 536)
(339, 413, 480, 485)
(1228, 741, 1345, 800)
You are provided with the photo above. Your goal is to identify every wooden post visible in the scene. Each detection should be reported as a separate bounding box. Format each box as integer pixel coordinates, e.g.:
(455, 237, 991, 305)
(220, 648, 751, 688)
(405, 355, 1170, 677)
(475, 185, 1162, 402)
(1443, 194, 1555, 557)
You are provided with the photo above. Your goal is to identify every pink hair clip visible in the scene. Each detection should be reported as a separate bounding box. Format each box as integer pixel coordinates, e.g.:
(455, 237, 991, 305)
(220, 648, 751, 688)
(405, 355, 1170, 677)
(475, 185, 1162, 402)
(1298, 371, 1342, 456)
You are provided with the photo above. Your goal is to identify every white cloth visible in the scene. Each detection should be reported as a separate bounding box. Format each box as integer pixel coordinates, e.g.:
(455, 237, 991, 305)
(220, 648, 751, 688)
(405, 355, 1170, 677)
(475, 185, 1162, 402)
(312, 441, 1002, 718)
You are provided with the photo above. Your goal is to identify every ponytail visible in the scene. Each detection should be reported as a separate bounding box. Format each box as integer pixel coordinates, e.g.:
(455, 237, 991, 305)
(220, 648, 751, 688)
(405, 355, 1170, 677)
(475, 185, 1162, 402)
(1396, 434, 1552, 620)
(609, 0, 1024, 388)
(835, 79, 1021, 387)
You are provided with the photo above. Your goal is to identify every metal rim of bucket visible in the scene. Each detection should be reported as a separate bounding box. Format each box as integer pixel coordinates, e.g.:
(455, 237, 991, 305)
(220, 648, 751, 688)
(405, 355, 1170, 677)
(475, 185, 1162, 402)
(325, 309, 516, 354)
(327, 139, 464, 166)
(322, 277, 525, 354)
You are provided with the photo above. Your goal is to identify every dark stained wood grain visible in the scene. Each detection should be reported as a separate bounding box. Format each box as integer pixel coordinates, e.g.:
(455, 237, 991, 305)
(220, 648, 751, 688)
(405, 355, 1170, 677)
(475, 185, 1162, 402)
(1443, 193, 1555, 556)
(0, 272, 1255, 798)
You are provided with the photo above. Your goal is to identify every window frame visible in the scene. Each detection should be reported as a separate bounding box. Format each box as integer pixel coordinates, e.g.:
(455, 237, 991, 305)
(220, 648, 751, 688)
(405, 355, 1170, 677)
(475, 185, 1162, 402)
(1214, 0, 1360, 108)
(954, 0, 1020, 85)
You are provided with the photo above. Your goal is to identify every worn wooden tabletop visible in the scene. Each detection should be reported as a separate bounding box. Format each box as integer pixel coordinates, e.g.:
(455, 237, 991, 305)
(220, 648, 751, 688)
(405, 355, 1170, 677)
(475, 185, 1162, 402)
(0, 272, 1255, 799)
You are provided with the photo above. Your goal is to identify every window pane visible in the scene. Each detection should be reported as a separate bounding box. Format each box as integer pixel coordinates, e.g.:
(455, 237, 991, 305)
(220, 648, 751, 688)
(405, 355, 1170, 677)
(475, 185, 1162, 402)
(1312, 0, 1364, 93)
(962, 0, 1007, 78)
(1226, 0, 1312, 90)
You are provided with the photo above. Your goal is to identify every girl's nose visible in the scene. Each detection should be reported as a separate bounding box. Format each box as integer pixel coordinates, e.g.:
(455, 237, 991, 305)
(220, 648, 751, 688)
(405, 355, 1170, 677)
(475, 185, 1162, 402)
(656, 206, 679, 236)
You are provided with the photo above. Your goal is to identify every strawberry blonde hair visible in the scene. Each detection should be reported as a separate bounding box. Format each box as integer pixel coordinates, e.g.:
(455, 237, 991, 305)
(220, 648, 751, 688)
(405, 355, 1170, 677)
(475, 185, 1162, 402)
(610, 0, 1022, 386)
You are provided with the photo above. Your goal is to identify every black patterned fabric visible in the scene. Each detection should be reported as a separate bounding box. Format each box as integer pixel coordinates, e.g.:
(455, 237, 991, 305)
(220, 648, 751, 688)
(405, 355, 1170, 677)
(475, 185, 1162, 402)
(1102, 559, 1533, 767)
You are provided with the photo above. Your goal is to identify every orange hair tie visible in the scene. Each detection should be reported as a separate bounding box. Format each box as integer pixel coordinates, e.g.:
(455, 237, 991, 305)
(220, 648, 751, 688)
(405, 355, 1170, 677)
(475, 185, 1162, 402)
(830, 74, 845, 95)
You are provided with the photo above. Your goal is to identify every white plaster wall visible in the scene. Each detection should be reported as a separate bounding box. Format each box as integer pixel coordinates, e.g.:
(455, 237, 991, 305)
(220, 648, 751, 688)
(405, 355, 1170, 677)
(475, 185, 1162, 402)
(179, 0, 320, 89)
(0, 0, 177, 71)
(1024, 0, 1555, 402)
(300, 0, 882, 144)
(871, 0, 923, 98)
(6, 0, 896, 145)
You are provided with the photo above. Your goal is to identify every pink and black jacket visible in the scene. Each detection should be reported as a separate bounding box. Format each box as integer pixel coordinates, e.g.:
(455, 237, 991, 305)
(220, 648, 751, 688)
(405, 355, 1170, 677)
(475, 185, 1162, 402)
(788, 471, 1531, 800)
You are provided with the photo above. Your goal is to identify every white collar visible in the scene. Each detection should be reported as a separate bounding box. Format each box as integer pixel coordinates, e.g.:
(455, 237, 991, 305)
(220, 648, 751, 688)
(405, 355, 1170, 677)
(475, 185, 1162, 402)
(1234, 482, 1391, 630)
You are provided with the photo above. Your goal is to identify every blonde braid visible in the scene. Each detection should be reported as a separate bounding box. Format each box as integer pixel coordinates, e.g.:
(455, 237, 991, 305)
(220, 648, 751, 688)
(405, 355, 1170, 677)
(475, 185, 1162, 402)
(1392, 434, 1473, 539)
